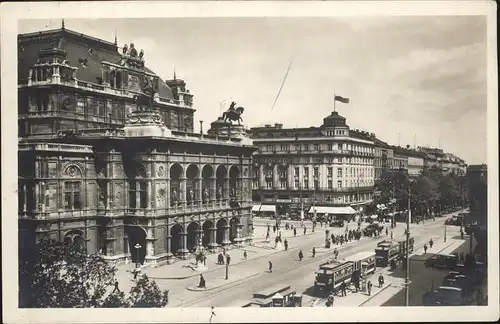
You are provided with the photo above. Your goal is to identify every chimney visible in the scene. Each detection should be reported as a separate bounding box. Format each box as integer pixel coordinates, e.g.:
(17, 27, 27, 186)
(274, 123, 283, 129)
(406, 145, 410, 149)
(199, 121, 203, 136)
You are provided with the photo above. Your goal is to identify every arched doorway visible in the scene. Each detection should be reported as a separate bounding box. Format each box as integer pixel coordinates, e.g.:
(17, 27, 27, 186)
(216, 218, 227, 245)
(170, 163, 183, 207)
(186, 222, 199, 252)
(186, 164, 199, 206)
(170, 224, 183, 255)
(216, 165, 227, 201)
(202, 220, 213, 247)
(229, 217, 239, 242)
(201, 165, 214, 204)
(126, 226, 147, 264)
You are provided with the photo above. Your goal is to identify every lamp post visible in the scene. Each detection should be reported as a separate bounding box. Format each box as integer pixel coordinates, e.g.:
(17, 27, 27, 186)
(444, 224, 447, 242)
(405, 181, 412, 307)
(134, 243, 142, 268)
(225, 256, 229, 280)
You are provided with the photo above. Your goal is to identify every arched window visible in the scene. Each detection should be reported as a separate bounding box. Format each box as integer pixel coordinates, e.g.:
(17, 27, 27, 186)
(63, 165, 83, 210)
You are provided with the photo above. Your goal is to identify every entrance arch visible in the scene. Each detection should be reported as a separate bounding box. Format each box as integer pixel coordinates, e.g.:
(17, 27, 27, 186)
(229, 217, 239, 242)
(202, 220, 213, 247)
(63, 230, 86, 252)
(170, 224, 183, 255)
(126, 226, 147, 264)
(186, 222, 199, 252)
(216, 218, 227, 245)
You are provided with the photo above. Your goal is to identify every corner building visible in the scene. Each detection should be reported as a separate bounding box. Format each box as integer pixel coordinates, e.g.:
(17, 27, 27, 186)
(17, 25, 256, 265)
(249, 111, 375, 218)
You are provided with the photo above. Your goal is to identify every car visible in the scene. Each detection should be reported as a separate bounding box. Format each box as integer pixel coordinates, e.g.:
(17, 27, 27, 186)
(329, 220, 345, 228)
(436, 286, 464, 306)
(424, 253, 458, 269)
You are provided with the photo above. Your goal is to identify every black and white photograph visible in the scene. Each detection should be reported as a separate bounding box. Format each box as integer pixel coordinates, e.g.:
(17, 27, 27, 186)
(1, 1, 498, 323)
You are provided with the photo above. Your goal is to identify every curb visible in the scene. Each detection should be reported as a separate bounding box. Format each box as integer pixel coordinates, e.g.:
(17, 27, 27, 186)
(359, 282, 393, 306)
(186, 272, 260, 292)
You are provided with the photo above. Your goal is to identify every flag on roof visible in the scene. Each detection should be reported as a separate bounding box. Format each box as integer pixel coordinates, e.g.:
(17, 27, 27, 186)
(334, 95, 350, 104)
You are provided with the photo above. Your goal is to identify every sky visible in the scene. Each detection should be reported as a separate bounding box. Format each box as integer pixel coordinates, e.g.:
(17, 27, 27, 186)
(19, 16, 488, 164)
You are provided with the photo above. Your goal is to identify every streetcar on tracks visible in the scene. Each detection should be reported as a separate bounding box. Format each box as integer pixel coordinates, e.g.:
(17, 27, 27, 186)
(313, 260, 355, 296)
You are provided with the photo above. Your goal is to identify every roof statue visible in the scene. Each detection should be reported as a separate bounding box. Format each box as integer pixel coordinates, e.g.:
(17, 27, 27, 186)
(222, 101, 244, 125)
(122, 44, 128, 55)
(129, 43, 138, 57)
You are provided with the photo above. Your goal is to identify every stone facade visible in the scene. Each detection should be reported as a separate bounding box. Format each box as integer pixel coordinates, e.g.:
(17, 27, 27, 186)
(18, 25, 256, 265)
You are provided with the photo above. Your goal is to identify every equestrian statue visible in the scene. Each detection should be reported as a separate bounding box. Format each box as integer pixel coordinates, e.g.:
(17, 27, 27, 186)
(222, 101, 244, 125)
(133, 77, 156, 112)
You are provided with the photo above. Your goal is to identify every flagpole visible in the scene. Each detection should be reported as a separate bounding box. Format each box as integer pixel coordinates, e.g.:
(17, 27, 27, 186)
(333, 94, 336, 113)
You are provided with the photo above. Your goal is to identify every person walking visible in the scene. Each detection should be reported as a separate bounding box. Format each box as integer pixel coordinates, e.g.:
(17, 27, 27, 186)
(303, 226, 307, 235)
(298, 249, 304, 261)
(112, 280, 120, 293)
(284, 239, 288, 251)
(293, 228, 297, 237)
(367, 280, 372, 296)
(243, 250, 247, 260)
(334, 248, 339, 259)
(209, 306, 216, 323)
(424, 244, 428, 254)
(268, 261, 273, 273)
(312, 247, 316, 258)
(390, 231, 393, 240)
(429, 238, 434, 249)
(340, 281, 347, 297)
(386, 227, 389, 236)
(378, 274, 384, 288)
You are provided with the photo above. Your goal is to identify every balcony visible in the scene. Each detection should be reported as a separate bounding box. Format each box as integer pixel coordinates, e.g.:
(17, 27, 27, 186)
(18, 142, 94, 153)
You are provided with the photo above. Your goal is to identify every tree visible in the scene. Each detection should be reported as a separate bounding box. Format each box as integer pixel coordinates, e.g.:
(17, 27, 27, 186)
(128, 274, 169, 308)
(19, 239, 169, 308)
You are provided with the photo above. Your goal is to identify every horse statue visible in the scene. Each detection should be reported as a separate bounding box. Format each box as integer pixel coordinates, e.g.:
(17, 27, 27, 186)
(133, 77, 156, 112)
(222, 101, 244, 125)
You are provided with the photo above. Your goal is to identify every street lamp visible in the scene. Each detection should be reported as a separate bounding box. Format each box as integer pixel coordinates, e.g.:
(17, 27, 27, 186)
(444, 224, 447, 242)
(225, 255, 230, 280)
(404, 180, 413, 307)
(134, 243, 142, 268)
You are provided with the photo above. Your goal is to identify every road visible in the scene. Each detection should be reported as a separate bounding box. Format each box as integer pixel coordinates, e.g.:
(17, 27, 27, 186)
(382, 227, 479, 306)
(172, 216, 450, 307)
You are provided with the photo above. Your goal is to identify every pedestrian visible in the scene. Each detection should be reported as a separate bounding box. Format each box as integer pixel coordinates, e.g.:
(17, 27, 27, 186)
(268, 261, 273, 273)
(312, 247, 316, 258)
(334, 248, 339, 259)
(344, 233, 348, 242)
(243, 250, 247, 260)
(390, 231, 393, 240)
(209, 306, 216, 323)
(378, 274, 384, 288)
(424, 244, 428, 254)
(429, 238, 434, 248)
(386, 227, 389, 236)
(273, 225, 276, 233)
(367, 280, 372, 296)
(303, 227, 307, 235)
(340, 280, 347, 297)
(293, 228, 297, 237)
(226, 254, 231, 265)
(298, 249, 304, 261)
(198, 274, 206, 289)
(284, 239, 288, 251)
(112, 280, 120, 293)
(460, 230, 464, 239)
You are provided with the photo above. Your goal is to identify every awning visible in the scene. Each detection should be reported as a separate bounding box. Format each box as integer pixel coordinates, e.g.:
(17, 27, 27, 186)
(376, 204, 388, 210)
(370, 215, 378, 219)
(252, 204, 276, 212)
(307, 206, 356, 215)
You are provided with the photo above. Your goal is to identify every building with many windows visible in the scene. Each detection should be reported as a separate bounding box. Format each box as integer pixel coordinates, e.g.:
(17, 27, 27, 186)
(373, 138, 394, 179)
(249, 111, 375, 219)
(18, 24, 256, 265)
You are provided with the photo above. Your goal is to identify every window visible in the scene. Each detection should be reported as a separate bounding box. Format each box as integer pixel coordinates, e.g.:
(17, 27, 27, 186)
(89, 97, 98, 116)
(337, 168, 343, 178)
(314, 180, 319, 190)
(328, 144, 333, 151)
(294, 179, 299, 188)
(280, 180, 287, 189)
(338, 144, 343, 150)
(304, 144, 309, 151)
(337, 180, 342, 189)
(128, 180, 148, 209)
(281, 144, 289, 151)
(328, 167, 333, 177)
(337, 157, 342, 164)
(313, 144, 319, 151)
(294, 167, 299, 177)
(313, 167, 319, 177)
(328, 180, 333, 190)
(267, 144, 274, 152)
(98, 99, 106, 117)
(304, 167, 309, 178)
(97, 180, 107, 208)
(304, 179, 309, 189)
(76, 96, 85, 115)
(266, 180, 273, 189)
(64, 181, 82, 210)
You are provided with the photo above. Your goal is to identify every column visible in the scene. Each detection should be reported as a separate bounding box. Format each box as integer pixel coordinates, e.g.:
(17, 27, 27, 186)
(224, 176, 230, 202)
(166, 232, 172, 257)
(209, 226, 218, 250)
(146, 228, 154, 257)
(179, 176, 187, 207)
(196, 177, 202, 206)
(222, 225, 231, 245)
(23, 184, 28, 214)
(237, 176, 243, 202)
(209, 176, 216, 203)
(196, 229, 203, 248)
(234, 223, 244, 247)
(166, 178, 171, 210)
(273, 164, 278, 189)
(35, 182, 40, 212)
(179, 231, 188, 259)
